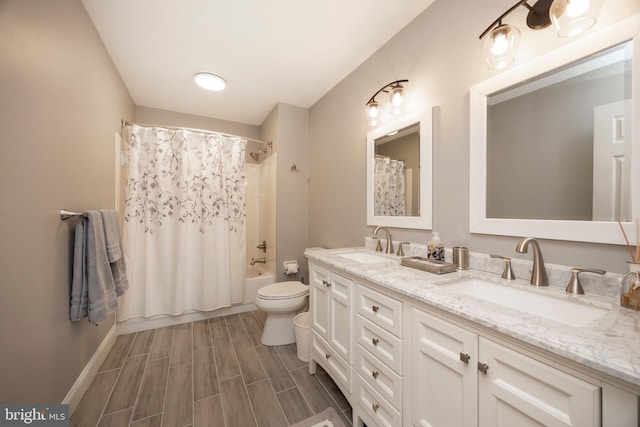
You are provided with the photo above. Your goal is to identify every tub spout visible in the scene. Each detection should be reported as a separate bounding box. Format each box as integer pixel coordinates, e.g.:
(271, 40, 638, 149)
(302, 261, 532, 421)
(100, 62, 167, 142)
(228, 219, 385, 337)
(250, 257, 266, 266)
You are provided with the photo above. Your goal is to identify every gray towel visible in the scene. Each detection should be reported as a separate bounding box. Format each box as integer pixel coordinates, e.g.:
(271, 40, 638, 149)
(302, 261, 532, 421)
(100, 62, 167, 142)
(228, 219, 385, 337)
(100, 209, 128, 297)
(70, 210, 127, 324)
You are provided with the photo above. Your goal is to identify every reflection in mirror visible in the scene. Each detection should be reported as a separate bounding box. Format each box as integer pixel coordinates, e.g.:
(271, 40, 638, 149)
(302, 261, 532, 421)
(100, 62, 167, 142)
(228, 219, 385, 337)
(374, 123, 420, 217)
(469, 15, 639, 244)
(487, 42, 631, 222)
(367, 111, 432, 229)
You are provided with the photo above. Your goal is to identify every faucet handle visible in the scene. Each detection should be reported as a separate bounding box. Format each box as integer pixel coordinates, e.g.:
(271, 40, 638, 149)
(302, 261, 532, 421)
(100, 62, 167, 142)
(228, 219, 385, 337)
(490, 254, 516, 280)
(396, 242, 410, 257)
(565, 268, 606, 295)
(373, 238, 383, 252)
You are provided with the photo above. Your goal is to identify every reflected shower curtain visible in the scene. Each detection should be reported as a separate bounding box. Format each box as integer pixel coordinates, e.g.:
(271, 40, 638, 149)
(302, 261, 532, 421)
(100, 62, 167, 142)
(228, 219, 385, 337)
(118, 124, 246, 320)
(374, 156, 406, 216)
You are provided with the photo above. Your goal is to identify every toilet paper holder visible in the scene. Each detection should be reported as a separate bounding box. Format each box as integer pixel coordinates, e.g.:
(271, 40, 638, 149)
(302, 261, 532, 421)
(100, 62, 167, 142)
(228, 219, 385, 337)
(283, 260, 299, 275)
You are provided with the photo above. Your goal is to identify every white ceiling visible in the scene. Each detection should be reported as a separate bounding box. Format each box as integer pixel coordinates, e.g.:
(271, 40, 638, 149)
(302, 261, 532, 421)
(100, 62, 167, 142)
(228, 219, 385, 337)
(81, 0, 436, 126)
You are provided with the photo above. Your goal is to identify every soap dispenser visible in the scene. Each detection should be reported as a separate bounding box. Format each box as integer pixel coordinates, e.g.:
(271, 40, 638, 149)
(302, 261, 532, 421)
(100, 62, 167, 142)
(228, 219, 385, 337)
(427, 232, 445, 261)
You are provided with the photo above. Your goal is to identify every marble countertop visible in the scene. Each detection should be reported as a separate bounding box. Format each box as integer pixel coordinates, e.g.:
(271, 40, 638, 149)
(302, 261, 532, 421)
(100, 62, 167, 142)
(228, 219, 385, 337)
(305, 246, 640, 390)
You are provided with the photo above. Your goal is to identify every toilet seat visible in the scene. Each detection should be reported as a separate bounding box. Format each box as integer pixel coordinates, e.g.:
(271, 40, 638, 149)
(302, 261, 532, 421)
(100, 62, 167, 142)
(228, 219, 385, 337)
(257, 281, 308, 300)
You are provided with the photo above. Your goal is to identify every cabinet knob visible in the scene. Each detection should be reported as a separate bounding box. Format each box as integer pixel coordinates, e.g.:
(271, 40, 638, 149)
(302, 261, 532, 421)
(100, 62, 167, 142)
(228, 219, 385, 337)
(478, 362, 489, 374)
(372, 370, 380, 379)
(372, 305, 380, 313)
(459, 352, 470, 365)
(322, 280, 332, 287)
(372, 403, 379, 413)
(325, 353, 331, 360)
(372, 337, 380, 346)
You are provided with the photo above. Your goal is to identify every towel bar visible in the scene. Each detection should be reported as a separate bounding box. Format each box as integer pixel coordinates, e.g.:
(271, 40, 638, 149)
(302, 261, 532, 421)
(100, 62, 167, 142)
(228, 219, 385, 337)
(60, 209, 83, 220)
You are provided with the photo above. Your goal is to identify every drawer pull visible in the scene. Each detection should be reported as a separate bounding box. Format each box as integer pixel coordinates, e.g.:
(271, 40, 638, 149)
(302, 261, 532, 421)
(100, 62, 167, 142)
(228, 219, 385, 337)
(478, 362, 489, 374)
(372, 337, 380, 346)
(372, 403, 379, 413)
(372, 370, 380, 379)
(459, 352, 470, 364)
(372, 305, 380, 313)
(325, 353, 331, 360)
(322, 280, 331, 288)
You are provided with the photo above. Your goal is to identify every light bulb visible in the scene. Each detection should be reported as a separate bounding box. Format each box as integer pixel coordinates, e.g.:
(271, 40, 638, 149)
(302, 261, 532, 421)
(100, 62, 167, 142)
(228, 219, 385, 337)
(550, 0, 603, 37)
(490, 30, 509, 55)
(388, 84, 405, 115)
(365, 101, 380, 126)
(566, 0, 589, 17)
(482, 24, 520, 71)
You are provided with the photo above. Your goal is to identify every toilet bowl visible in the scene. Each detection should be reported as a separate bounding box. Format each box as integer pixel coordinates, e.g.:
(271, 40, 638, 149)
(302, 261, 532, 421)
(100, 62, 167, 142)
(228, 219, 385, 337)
(255, 281, 309, 346)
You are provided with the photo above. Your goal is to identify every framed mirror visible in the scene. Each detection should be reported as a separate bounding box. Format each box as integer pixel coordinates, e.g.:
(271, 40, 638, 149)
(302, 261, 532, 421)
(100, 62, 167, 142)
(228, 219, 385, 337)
(367, 110, 433, 229)
(470, 15, 639, 244)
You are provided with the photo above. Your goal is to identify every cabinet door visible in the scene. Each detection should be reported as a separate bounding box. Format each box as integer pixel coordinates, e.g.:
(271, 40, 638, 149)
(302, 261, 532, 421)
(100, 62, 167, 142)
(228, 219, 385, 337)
(329, 272, 353, 363)
(478, 338, 600, 427)
(309, 264, 329, 341)
(410, 307, 478, 427)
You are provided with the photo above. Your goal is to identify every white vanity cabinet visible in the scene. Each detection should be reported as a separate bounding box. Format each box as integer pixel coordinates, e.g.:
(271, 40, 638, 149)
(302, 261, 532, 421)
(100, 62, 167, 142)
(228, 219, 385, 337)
(409, 305, 601, 427)
(307, 257, 638, 427)
(309, 263, 354, 393)
(355, 284, 404, 427)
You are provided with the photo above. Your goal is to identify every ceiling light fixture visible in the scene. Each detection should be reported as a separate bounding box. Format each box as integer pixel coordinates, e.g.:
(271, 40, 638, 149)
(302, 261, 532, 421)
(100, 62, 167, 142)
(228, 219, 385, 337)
(194, 72, 227, 91)
(365, 79, 408, 127)
(479, 0, 602, 70)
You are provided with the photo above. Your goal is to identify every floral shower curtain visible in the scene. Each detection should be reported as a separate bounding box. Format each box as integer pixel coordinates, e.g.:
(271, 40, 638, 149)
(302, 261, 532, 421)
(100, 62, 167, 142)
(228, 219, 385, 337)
(118, 124, 247, 320)
(374, 156, 406, 216)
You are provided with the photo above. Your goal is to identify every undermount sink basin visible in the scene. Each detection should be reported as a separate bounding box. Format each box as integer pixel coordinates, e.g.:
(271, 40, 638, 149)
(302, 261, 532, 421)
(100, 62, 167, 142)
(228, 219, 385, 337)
(446, 278, 608, 328)
(337, 251, 395, 264)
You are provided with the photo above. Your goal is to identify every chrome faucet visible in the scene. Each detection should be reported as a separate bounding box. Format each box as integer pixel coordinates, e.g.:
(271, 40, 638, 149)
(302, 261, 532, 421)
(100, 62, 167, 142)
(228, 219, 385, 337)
(515, 237, 548, 286)
(250, 257, 266, 266)
(372, 226, 394, 254)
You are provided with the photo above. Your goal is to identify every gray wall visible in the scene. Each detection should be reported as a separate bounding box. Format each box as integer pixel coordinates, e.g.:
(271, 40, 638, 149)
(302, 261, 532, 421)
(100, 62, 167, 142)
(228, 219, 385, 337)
(135, 106, 261, 141)
(0, 0, 134, 403)
(308, 0, 640, 274)
(271, 104, 310, 283)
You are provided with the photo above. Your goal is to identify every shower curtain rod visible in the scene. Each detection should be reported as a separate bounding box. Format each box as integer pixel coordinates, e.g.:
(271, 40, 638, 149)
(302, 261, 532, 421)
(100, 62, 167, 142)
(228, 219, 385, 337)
(121, 119, 272, 147)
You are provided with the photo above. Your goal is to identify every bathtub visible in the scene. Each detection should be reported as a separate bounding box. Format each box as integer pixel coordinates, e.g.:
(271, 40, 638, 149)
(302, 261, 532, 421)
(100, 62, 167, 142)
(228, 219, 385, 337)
(244, 264, 274, 304)
(118, 264, 274, 334)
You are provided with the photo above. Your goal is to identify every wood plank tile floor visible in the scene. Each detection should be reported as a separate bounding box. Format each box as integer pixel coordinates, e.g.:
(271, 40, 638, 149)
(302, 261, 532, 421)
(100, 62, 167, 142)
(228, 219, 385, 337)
(71, 310, 352, 427)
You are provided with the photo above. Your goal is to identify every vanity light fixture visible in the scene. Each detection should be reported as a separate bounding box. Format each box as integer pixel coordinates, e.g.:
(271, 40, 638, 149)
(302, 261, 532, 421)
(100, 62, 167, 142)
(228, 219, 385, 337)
(194, 72, 227, 91)
(365, 80, 408, 126)
(479, 0, 603, 70)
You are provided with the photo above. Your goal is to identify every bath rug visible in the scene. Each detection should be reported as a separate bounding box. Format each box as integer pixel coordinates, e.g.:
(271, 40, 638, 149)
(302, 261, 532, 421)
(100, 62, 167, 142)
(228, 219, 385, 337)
(290, 407, 347, 427)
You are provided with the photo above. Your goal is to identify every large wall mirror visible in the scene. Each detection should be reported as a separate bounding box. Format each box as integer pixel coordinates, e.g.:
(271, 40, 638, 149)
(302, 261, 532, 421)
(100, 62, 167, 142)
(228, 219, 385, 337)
(367, 110, 433, 229)
(470, 15, 640, 244)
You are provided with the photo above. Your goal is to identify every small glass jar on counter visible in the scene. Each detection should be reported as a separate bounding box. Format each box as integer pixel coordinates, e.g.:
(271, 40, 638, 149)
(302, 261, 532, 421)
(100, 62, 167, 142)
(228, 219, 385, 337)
(621, 269, 640, 310)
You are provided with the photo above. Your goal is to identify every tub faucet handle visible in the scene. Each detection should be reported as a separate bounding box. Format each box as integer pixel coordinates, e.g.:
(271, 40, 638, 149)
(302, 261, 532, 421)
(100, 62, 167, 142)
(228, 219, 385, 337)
(257, 241, 267, 253)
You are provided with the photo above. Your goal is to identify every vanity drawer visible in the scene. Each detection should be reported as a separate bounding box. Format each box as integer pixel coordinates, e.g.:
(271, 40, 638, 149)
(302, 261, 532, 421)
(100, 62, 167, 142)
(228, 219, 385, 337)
(356, 374, 402, 427)
(357, 285, 403, 337)
(357, 346, 402, 409)
(356, 315, 402, 374)
(311, 332, 352, 393)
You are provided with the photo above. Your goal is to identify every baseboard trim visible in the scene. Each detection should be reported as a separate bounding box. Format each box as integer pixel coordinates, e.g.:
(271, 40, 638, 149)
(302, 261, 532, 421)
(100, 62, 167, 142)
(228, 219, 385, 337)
(116, 303, 257, 335)
(62, 323, 117, 415)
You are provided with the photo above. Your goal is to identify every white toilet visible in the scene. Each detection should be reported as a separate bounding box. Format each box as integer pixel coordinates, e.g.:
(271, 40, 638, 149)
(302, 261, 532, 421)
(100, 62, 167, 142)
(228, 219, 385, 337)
(255, 281, 309, 346)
